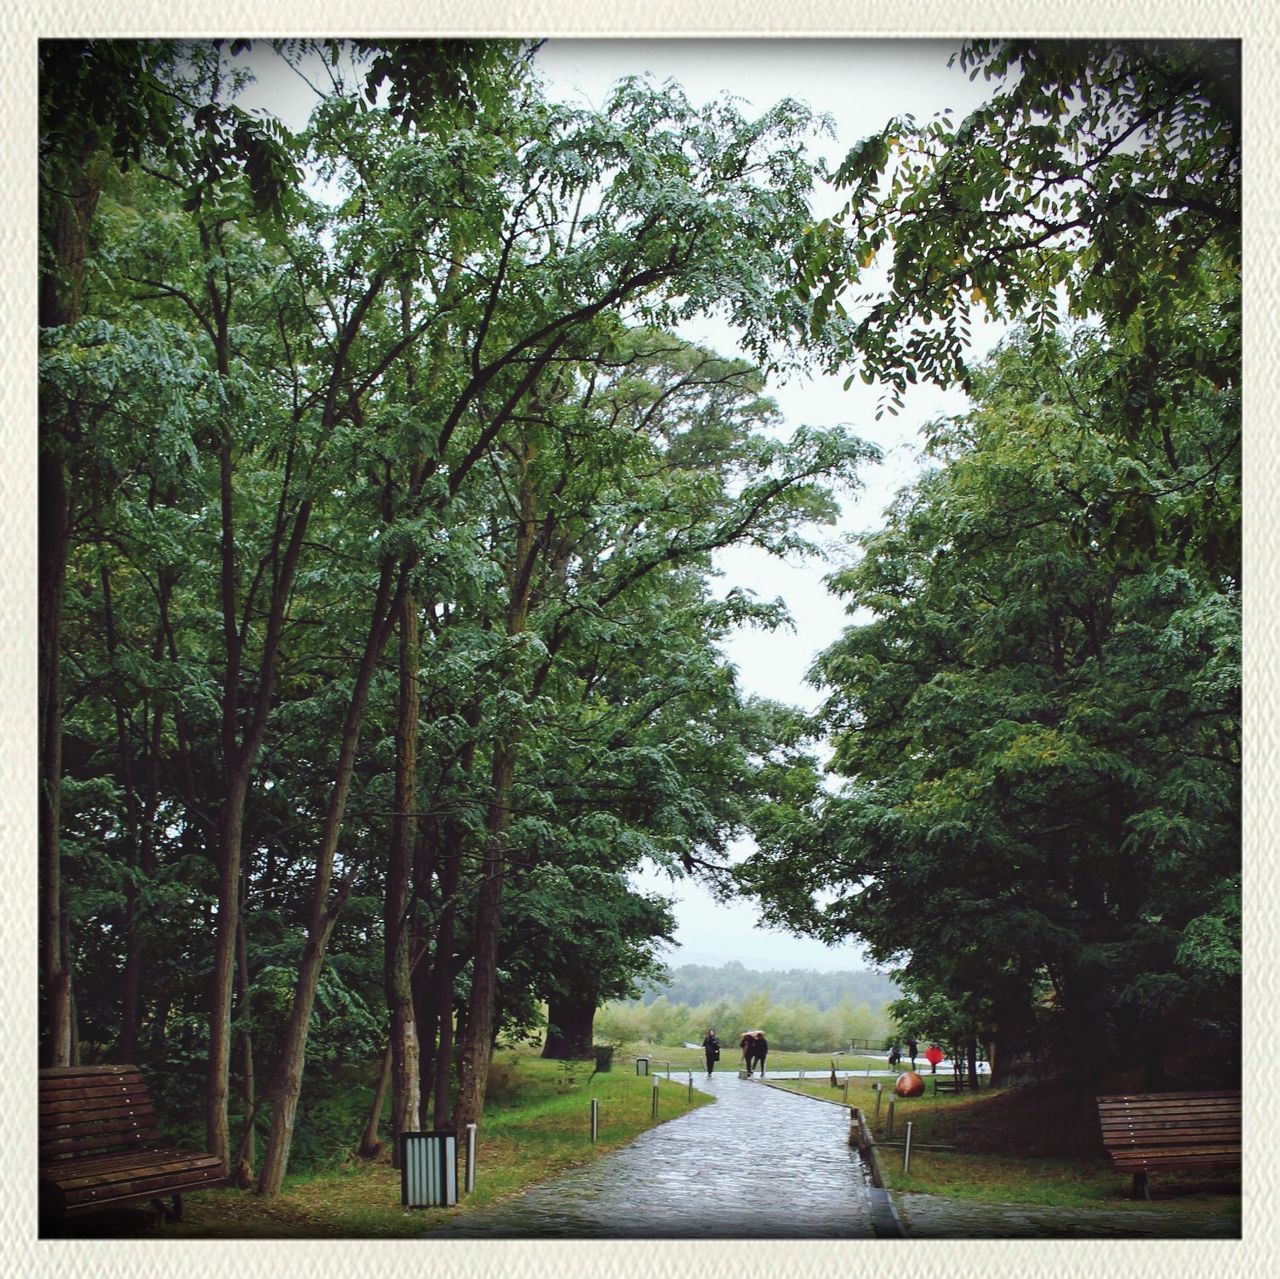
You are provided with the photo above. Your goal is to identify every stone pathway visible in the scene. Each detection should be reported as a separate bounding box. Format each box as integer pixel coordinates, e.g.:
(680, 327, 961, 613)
(429, 1070, 877, 1238)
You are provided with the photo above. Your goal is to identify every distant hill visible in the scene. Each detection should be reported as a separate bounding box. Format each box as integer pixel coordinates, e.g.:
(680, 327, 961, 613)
(634, 960, 899, 1011)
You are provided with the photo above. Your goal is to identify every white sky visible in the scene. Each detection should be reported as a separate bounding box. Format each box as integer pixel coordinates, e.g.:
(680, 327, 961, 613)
(534, 40, 1005, 971)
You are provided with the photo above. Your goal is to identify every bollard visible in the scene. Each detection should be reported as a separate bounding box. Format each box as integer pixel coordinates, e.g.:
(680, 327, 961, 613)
(886, 1099, 896, 1138)
(465, 1123, 477, 1194)
(590, 1098, 599, 1144)
(873, 1082, 882, 1121)
(688, 1072, 694, 1101)
(903, 1120, 913, 1174)
(651, 1072, 660, 1119)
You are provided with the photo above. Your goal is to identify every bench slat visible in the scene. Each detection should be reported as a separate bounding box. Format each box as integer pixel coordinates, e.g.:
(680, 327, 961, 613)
(42, 1099, 158, 1125)
(41, 1116, 162, 1157)
(40, 1080, 151, 1108)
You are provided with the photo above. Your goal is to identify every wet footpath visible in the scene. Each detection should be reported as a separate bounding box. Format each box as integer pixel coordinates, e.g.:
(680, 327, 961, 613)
(429, 1070, 877, 1238)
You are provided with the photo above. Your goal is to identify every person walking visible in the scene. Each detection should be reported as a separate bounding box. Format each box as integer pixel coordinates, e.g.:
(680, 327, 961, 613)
(906, 1037, 918, 1070)
(740, 1032, 756, 1076)
(754, 1032, 769, 1077)
(702, 1028, 721, 1075)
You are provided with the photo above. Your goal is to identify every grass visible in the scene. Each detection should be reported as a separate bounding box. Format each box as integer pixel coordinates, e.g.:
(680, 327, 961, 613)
(766, 1073, 1241, 1224)
(623, 1042, 884, 1075)
(47, 1051, 711, 1239)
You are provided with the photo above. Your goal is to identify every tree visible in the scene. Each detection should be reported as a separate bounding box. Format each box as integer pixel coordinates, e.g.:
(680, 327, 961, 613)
(736, 323, 1239, 1088)
(796, 39, 1240, 412)
(42, 40, 882, 1195)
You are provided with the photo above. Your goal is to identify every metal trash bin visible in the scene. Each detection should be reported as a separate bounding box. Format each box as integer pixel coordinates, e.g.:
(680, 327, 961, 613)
(635, 1056, 650, 1076)
(401, 1131, 458, 1207)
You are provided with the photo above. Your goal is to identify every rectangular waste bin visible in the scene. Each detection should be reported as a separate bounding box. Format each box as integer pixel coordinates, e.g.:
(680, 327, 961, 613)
(401, 1131, 458, 1207)
(635, 1056, 649, 1076)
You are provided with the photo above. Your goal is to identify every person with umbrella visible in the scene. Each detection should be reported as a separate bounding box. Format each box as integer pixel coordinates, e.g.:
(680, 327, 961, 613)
(754, 1031, 770, 1077)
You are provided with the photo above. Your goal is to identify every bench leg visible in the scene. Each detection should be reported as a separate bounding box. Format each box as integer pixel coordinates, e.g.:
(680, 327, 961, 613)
(150, 1195, 182, 1222)
(1131, 1172, 1150, 1201)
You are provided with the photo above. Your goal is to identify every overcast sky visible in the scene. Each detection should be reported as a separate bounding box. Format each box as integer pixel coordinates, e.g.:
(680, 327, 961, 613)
(529, 39, 1011, 972)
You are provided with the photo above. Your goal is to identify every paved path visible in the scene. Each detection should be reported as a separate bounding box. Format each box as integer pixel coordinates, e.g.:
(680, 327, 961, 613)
(430, 1071, 877, 1238)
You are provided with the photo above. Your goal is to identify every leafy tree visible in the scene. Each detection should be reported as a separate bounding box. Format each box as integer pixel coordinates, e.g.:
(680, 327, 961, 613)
(796, 39, 1240, 412)
(736, 325, 1239, 1088)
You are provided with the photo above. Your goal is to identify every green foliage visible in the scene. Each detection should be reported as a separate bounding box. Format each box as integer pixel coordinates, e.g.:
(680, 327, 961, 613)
(798, 40, 1240, 414)
(596, 981, 894, 1053)
(736, 318, 1239, 1082)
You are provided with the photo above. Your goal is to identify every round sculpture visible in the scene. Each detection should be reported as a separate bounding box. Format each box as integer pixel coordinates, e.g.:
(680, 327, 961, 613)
(894, 1070, 924, 1097)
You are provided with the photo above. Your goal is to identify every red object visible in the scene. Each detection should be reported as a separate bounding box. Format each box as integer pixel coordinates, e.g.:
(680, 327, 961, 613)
(924, 1045, 944, 1067)
(894, 1071, 924, 1098)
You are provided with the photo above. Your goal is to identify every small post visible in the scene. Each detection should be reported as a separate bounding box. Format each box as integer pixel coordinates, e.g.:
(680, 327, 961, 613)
(903, 1120, 913, 1174)
(873, 1082, 882, 1121)
(590, 1099, 599, 1144)
(651, 1072, 660, 1119)
(687, 1072, 693, 1101)
(465, 1123, 477, 1194)
(886, 1099, 896, 1138)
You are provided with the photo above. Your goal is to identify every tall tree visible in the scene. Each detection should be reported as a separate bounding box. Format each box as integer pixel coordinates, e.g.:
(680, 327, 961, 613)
(737, 324, 1239, 1086)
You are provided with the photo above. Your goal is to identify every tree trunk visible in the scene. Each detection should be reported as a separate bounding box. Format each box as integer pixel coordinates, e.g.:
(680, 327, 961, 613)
(39, 451, 72, 1067)
(256, 561, 407, 1196)
(541, 991, 597, 1060)
(39, 133, 109, 1067)
(359, 1043, 394, 1160)
(386, 592, 422, 1166)
(234, 890, 256, 1185)
(207, 764, 251, 1172)
(450, 456, 539, 1135)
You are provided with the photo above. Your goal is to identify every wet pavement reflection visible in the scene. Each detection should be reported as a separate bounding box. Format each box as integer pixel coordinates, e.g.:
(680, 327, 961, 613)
(430, 1070, 875, 1238)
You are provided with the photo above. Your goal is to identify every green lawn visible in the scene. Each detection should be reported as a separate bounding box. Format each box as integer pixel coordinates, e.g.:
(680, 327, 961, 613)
(622, 1042, 885, 1075)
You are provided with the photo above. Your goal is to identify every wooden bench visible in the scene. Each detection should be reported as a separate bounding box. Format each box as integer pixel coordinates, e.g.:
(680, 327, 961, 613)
(1097, 1089, 1241, 1199)
(931, 1071, 986, 1095)
(40, 1064, 228, 1221)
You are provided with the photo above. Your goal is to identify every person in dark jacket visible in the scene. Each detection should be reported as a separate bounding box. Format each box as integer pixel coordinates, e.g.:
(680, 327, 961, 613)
(740, 1032, 756, 1075)
(754, 1032, 769, 1076)
(702, 1029, 721, 1075)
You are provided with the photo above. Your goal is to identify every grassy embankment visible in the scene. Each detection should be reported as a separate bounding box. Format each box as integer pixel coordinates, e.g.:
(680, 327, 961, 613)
(52, 1051, 710, 1239)
(770, 1074, 1241, 1223)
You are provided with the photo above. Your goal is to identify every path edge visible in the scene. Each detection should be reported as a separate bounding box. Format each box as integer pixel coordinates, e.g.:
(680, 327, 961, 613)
(759, 1079, 906, 1238)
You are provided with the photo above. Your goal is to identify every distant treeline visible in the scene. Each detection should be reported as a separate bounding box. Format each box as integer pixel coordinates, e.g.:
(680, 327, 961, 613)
(593, 962, 900, 1052)
(637, 961, 900, 1012)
